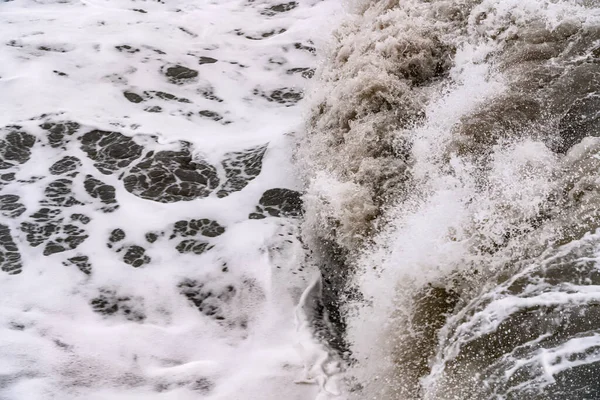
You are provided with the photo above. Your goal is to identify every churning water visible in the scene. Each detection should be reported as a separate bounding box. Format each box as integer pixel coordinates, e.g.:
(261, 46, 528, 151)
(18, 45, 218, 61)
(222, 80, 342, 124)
(2, 0, 600, 399)
(298, 0, 600, 398)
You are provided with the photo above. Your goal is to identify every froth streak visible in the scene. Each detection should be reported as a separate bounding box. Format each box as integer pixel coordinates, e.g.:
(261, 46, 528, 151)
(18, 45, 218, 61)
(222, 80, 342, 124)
(425, 233, 600, 399)
(294, 274, 343, 396)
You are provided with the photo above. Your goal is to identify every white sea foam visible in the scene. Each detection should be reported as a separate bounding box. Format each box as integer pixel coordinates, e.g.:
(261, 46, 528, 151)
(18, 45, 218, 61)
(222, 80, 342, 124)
(0, 0, 344, 399)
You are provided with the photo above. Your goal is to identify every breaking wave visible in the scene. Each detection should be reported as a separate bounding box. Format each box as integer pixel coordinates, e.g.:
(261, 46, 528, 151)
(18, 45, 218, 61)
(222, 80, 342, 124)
(296, 0, 600, 398)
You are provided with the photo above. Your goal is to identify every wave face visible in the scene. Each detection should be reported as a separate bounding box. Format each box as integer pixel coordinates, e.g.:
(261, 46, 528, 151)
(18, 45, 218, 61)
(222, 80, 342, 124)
(297, 0, 600, 398)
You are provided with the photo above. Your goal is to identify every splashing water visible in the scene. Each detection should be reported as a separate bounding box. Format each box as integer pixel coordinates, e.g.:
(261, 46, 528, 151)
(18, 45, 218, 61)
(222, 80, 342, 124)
(297, 0, 600, 398)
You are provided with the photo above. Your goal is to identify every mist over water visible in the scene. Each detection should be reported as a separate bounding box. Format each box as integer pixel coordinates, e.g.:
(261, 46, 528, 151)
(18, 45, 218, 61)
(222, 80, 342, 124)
(297, 0, 600, 398)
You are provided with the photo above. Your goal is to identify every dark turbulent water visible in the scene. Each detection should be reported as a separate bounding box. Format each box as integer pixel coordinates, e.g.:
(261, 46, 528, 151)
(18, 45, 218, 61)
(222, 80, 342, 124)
(296, 0, 600, 398)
